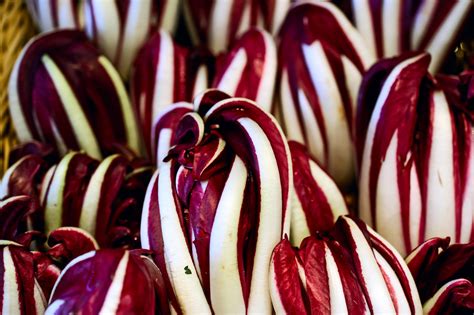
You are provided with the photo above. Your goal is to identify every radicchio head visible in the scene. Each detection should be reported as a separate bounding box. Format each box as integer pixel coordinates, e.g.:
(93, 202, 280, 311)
(357, 53, 474, 256)
(406, 237, 473, 314)
(46, 249, 168, 314)
(183, 0, 290, 54)
(8, 30, 143, 160)
(212, 28, 277, 112)
(343, 0, 472, 72)
(1, 148, 151, 248)
(270, 216, 423, 314)
(131, 31, 210, 158)
(26, 0, 82, 32)
(84, 0, 180, 77)
(276, 1, 375, 190)
(0, 241, 47, 315)
(141, 89, 292, 313)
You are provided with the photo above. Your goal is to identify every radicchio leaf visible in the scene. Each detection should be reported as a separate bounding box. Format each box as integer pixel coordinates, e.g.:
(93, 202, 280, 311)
(288, 141, 348, 246)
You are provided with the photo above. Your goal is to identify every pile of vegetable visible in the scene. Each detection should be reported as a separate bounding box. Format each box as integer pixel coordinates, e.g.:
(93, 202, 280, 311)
(1, 0, 473, 314)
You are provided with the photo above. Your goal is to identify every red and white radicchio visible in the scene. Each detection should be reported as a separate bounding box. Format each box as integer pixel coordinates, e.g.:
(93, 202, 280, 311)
(212, 28, 277, 112)
(357, 53, 474, 256)
(0, 227, 100, 315)
(46, 249, 168, 314)
(276, 1, 375, 189)
(0, 240, 47, 315)
(26, 0, 82, 32)
(84, 0, 180, 77)
(1, 149, 151, 248)
(132, 28, 277, 161)
(0, 197, 71, 315)
(26, 0, 180, 78)
(344, 0, 472, 72)
(8, 30, 143, 160)
(141, 89, 292, 313)
(131, 31, 210, 159)
(270, 216, 423, 314)
(183, 0, 290, 54)
(406, 237, 474, 314)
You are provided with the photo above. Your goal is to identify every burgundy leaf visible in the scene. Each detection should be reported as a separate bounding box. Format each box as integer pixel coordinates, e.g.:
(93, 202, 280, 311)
(0, 196, 35, 241)
(269, 238, 307, 314)
(47, 227, 99, 264)
(289, 141, 348, 245)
